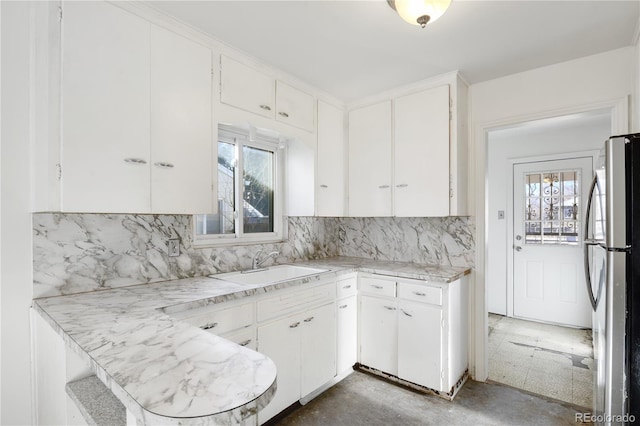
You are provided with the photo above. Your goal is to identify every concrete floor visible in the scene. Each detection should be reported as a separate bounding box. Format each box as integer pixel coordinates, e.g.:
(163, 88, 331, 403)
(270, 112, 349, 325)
(273, 371, 586, 425)
(488, 314, 593, 408)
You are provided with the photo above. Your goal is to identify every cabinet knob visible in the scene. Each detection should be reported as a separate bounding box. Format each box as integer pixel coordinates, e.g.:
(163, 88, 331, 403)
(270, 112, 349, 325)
(303, 316, 314, 323)
(343, 284, 351, 289)
(401, 309, 413, 317)
(259, 104, 272, 111)
(396, 184, 408, 188)
(383, 306, 396, 311)
(201, 322, 218, 330)
(378, 185, 390, 189)
(289, 321, 300, 328)
(320, 184, 328, 188)
(239, 339, 252, 347)
(339, 304, 348, 309)
(413, 291, 426, 297)
(372, 284, 383, 289)
(124, 158, 147, 165)
(278, 111, 289, 118)
(154, 162, 174, 169)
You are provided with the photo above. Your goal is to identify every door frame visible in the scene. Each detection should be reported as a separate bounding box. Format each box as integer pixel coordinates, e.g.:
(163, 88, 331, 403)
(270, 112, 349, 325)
(506, 152, 599, 319)
(471, 96, 628, 383)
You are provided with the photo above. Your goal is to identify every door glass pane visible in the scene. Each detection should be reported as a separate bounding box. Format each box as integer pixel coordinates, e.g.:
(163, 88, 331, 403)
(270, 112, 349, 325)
(524, 169, 580, 245)
(242, 145, 274, 234)
(196, 141, 236, 235)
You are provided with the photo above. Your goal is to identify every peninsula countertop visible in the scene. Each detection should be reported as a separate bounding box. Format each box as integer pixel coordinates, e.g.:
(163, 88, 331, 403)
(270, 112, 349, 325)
(32, 256, 471, 425)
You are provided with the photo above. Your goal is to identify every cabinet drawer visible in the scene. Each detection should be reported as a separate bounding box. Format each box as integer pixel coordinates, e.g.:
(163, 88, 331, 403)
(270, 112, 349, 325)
(359, 277, 396, 297)
(183, 302, 254, 335)
(397, 282, 442, 306)
(337, 277, 357, 298)
(257, 283, 335, 322)
(221, 327, 256, 350)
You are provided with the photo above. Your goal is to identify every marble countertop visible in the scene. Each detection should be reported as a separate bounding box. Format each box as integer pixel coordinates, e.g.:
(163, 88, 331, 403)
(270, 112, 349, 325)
(33, 256, 471, 425)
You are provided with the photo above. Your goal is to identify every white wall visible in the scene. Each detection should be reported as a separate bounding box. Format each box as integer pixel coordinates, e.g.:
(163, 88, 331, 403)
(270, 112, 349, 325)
(468, 46, 633, 381)
(633, 25, 640, 132)
(486, 114, 610, 315)
(1, 2, 35, 424)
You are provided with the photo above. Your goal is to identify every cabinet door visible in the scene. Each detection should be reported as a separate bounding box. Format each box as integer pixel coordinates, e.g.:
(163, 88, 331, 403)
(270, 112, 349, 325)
(316, 101, 346, 217)
(348, 101, 392, 217)
(61, 2, 150, 213)
(257, 314, 301, 423)
(397, 300, 443, 391)
(394, 85, 450, 217)
(336, 296, 357, 375)
(220, 56, 274, 119)
(275, 81, 315, 132)
(300, 303, 336, 396)
(359, 295, 397, 375)
(150, 26, 213, 214)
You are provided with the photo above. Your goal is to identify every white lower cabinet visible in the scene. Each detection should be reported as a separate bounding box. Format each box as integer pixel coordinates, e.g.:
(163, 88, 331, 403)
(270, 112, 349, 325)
(358, 274, 468, 395)
(359, 295, 398, 376)
(336, 296, 357, 375)
(257, 301, 336, 424)
(397, 300, 443, 390)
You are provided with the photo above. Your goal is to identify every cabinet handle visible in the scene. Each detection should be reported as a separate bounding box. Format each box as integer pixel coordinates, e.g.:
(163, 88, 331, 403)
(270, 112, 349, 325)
(304, 316, 314, 323)
(383, 306, 396, 311)
(154, 162, 174, 169)
(401, 309, 413, 317)
(339, 304, 348, 309)
(289, 322, 300, 328)
(239, 339, 252, 347)
(396, 184, 408, 188)
(259, 104, 272, 111)
(124, 158, 147, 165)
(320, 184, 328, 188)
(278, 111, 289, 118)
(413, 291, 426, 297)
(378, 185, 390, 189)
(372, 285, 383, 289)
(343, 284, 351, 289)
(201, 322, 218, 330)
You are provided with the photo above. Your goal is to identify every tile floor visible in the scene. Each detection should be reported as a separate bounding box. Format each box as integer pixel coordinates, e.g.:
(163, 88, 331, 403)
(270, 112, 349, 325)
(488, 313, 594, 408)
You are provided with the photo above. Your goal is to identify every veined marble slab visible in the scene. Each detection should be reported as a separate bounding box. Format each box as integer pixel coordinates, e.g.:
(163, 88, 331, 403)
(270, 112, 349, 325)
(33, 257, 471, 425)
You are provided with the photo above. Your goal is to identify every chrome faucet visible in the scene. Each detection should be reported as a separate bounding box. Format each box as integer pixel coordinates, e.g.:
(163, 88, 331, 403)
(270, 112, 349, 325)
(252, 250, 280, 269)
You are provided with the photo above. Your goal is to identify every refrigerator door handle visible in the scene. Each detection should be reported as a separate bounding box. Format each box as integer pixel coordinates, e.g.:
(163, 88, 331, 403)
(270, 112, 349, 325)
(584, 173, 601, 310)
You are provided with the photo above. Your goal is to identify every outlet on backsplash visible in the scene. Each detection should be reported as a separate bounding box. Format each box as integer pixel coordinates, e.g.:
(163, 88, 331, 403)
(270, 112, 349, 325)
(168, 238, 180, 257)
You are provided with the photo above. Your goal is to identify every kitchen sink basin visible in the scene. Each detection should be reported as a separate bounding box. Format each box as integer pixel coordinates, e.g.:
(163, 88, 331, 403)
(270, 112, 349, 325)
(210, 265, 329, 286)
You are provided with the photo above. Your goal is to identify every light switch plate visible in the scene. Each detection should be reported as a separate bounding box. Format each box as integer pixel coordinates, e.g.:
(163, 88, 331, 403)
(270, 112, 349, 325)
(168, 238, 180, 257)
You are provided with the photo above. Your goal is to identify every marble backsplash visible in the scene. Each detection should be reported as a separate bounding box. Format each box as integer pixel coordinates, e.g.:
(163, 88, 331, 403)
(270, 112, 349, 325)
(33, 214, 474, 298)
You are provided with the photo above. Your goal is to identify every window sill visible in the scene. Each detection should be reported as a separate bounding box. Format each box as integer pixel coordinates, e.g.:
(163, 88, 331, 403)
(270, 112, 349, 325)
(192, 236, 285, 249)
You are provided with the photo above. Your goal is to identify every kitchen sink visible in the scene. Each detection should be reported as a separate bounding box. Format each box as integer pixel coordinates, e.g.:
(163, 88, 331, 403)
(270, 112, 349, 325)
(210, 265, 329, 286)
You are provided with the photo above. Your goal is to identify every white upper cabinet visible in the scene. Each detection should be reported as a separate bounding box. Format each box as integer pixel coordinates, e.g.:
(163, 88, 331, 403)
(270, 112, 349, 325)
(316, 101, 346, 216)
(150, 26, 212, 214)
(276, 81, 315, 132)
(220, 56, 316, 132)
(394, 85, 450, 217)
(348, 101, 393, 217)
(61, 1, 151, 213)
(45, 2, 215, 214)
(220, 55, 275, 119)
(346, 75, 467, 218)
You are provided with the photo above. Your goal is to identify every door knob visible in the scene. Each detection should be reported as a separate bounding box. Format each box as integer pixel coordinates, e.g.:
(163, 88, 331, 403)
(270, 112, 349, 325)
(516, 235, 522, 241)
(514, 246, 522, 252)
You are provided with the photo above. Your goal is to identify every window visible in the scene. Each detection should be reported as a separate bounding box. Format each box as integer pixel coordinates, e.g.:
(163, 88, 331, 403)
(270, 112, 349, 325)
(524, 170, 580, 245)
(195, 125, 283, 245)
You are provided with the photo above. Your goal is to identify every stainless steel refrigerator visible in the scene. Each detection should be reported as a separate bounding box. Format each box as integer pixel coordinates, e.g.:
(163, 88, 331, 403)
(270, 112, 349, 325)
(584, 133, 640, 423)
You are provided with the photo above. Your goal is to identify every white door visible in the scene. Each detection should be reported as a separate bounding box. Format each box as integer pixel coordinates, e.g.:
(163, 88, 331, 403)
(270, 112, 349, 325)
(359, 295, 398, 375)
(336, 295, 358, 374)
(513, 157, 593, 328)
(300, 303, 336, 396)
(397, 300, 442, 390)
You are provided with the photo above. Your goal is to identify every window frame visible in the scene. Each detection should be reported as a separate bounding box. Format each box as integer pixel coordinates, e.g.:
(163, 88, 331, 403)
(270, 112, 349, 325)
(193, 125, 285, 247)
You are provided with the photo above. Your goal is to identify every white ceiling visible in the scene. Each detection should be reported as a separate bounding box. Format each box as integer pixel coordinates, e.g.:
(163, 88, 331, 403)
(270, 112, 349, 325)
(147, 0, 640, 103)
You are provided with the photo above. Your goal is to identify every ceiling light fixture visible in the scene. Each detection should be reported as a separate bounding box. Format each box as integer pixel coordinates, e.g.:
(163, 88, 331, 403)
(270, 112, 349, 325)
(387, 0, 452, 28)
